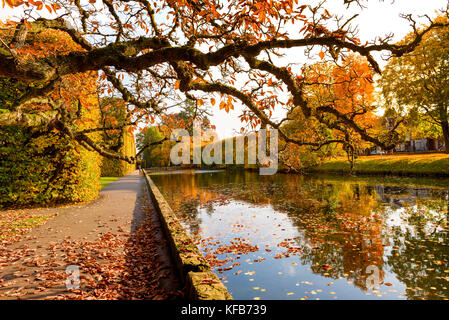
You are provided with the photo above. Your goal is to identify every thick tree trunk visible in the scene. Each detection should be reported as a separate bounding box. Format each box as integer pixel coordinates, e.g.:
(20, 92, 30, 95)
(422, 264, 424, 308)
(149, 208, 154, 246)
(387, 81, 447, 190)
(441, 120, 449, 154)
(0, 110, 58, 127)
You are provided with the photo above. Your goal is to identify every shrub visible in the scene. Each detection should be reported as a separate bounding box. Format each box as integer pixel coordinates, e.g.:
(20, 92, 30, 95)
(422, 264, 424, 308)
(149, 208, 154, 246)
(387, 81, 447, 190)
(0, 29, 101, 207)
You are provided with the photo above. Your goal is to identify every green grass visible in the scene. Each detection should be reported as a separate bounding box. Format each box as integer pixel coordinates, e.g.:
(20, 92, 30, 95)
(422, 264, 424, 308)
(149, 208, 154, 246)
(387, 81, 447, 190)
(100, 177, 119, 189)
(312, 153, 449, 177)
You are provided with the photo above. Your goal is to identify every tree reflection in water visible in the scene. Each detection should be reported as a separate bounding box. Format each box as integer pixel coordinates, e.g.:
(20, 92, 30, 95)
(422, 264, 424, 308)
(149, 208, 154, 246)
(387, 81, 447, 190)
(151, 170, 449, 300)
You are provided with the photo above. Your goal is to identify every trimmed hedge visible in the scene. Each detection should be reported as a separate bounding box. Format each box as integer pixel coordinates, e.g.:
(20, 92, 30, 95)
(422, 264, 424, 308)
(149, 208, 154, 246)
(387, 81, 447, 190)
(100, 98, 136, 177)
(0, 30, 101, 207)
(0, 89, 102, 207)
(101, 129, 136, 176)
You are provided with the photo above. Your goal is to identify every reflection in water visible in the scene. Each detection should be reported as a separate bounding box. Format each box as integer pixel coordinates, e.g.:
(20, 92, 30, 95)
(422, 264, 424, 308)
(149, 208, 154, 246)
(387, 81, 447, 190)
(150, 170, 449, 300)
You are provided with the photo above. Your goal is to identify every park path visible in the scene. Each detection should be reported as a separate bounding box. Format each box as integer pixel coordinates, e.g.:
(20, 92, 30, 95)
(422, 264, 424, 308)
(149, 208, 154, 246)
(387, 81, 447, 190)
(0, 170, 182, 299)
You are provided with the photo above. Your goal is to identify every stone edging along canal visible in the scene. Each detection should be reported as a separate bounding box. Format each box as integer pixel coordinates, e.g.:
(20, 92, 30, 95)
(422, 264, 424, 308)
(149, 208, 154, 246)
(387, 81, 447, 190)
(141, 169, 232, 300)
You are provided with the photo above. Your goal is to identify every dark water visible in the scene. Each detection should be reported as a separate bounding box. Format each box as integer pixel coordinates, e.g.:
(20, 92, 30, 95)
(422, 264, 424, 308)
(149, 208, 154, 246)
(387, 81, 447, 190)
(150, 170, 449, 300)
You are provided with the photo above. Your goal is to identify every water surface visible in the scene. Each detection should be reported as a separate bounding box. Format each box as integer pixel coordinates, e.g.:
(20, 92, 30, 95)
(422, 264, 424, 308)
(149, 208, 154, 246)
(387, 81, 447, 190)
(150, 170, 449, 300)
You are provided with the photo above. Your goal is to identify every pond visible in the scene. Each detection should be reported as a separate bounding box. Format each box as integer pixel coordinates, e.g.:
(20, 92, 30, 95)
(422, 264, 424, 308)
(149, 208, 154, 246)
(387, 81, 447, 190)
(150, 170, 449, 300)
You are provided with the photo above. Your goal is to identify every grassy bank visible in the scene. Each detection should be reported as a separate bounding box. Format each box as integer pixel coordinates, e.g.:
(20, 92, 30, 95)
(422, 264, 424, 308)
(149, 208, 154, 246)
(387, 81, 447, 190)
(100, 177, 119, 189)
(312, 153, 449, 176)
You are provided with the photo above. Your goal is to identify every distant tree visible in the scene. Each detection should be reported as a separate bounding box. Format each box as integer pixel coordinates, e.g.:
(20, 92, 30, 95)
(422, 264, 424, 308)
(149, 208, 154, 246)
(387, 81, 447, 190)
(281, 54, 382, 171)
(380, 16, 449, 153)
(177, 99, 213, 136)
(137, 98, 214, 167)
(136, 126, 171, 167)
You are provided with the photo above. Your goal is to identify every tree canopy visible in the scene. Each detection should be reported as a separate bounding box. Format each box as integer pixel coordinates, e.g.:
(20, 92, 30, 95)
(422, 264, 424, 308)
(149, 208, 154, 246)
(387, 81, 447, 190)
(280, 54, 380, 170)
(1, 0, 448, 162)
(380, 15, 449, 152)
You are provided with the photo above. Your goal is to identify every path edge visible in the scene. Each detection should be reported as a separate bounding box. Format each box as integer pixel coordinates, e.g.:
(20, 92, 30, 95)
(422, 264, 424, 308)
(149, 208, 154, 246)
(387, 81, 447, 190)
(141, 169, 232, 300)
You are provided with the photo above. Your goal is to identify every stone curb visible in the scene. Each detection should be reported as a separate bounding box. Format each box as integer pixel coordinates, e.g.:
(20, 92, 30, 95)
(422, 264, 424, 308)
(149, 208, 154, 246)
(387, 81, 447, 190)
(141, 170, 232, 300)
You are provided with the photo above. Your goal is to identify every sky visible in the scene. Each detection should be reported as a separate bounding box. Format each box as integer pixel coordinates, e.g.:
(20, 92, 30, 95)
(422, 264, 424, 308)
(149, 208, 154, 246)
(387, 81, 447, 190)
(1, 0, 448, 139)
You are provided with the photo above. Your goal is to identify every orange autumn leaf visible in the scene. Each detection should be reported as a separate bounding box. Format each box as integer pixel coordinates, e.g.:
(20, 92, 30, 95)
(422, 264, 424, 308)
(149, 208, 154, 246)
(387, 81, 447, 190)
(51, 3, 61, 11)
(4, 0, 14, 8)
